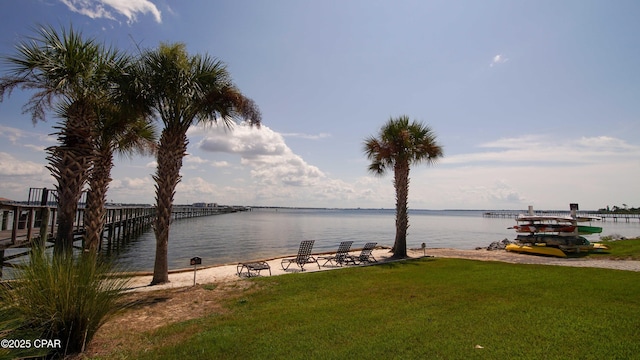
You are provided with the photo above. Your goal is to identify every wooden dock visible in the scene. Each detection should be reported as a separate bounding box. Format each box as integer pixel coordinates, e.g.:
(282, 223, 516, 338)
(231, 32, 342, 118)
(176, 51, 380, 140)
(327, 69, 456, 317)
(0, 202, 248, 277)
(483, 211, 640, 222)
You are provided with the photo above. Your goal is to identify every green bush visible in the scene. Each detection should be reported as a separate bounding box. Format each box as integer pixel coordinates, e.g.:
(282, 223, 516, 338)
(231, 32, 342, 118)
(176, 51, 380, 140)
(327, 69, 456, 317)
(0, 252, 130, 358)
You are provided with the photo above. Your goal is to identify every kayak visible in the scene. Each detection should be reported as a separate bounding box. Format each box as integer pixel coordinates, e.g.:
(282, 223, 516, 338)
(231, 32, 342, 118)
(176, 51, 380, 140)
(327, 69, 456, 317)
(505, 243, 567, 258)
(577, 225, 603, 234)
(512, 224, 576, 233)
(515, 234, 590, 246)
(590, 243, 610, 252)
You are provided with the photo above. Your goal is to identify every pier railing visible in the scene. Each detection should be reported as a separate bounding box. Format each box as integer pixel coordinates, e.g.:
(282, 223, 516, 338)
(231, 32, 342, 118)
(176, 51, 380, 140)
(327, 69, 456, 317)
(0, 203, 57, 249)
(483, 210, 640, 222)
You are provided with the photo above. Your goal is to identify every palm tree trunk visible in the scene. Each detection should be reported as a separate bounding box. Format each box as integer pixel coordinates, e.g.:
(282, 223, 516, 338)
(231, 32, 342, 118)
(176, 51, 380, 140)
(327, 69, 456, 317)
(151, 127, 188, 285)
(392, 161, 410, 258)
(47, 101, 95, 257)
(83, 147, 113, 255)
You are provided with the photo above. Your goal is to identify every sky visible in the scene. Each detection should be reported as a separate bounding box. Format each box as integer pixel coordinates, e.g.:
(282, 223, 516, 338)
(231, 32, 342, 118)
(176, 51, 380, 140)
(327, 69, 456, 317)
(0, 0, 639, 210)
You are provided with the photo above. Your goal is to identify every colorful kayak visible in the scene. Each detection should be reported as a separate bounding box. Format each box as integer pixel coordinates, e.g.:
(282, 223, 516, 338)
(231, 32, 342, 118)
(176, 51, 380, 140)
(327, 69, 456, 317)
(515, 234, 590, 246)
(516, 215, 575, 223)
(505, 243, 567, 258)
(511, 224, 576, 233)
(577, 225, 603, 234)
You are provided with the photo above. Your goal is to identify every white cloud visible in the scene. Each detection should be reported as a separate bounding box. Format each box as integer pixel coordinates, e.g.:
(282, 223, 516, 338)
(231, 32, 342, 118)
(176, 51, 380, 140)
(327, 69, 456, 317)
(444, 135, 640, 166)
(0, 153, 53, 201)
(212, 161, 230, 168)
(196, 123, 287, 158)
(281, 132, 332, 140)
(0, 152, 46, 176)
(186, 123, 380, 206)
(23, 144, 46, 152)
(184, 154, 229, 171)
(490, 54, 509, 67)
(185, 155, 209, 164)
(0, 125, 54, 149)
(59, 0, 162, 23)
(197, 123, 326, 186)
(108, 176, 155, 203)
(110, 176, 151, 189)
(407, 134, 640, 209)
(574, 136, 637, 150)
(0, 125, 26, 144)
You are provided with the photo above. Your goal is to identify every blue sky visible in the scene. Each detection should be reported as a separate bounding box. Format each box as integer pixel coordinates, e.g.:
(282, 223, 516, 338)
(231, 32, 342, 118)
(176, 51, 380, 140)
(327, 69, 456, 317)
(0, 0, 639, 210)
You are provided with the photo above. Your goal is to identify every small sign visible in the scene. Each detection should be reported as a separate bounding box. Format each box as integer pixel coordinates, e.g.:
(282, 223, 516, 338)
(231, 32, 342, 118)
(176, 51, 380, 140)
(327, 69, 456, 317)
(190, 257, 202, 286)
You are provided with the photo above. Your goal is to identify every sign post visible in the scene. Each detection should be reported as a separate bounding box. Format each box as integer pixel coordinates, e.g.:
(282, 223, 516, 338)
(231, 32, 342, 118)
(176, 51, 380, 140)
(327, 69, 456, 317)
(190, 257, 202, 286)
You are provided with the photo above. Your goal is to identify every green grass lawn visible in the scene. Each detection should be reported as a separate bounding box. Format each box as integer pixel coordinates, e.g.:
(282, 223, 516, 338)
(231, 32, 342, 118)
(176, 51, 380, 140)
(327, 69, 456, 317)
(109, 255, 639, 360)
(597, 237, 640, 260)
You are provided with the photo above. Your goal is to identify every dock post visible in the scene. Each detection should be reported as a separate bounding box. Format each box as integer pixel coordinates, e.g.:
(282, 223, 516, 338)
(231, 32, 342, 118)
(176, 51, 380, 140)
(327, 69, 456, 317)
(1, 210, 8, 230)
(36, 208, 50, 249)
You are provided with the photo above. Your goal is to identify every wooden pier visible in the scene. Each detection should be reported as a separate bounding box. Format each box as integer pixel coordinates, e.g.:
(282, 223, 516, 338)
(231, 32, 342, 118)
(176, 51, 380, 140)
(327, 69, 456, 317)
(483, 210, 640, 222)
(0, 201, 247, 277)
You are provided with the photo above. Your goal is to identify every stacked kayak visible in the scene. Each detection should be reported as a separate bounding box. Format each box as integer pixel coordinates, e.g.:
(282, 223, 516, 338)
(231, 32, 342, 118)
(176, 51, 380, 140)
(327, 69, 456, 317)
(506, 212, 608, 257)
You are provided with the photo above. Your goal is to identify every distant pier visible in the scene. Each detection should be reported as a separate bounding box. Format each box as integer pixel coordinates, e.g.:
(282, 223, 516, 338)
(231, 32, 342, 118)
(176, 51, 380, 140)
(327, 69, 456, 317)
(483, 211, 640, 222)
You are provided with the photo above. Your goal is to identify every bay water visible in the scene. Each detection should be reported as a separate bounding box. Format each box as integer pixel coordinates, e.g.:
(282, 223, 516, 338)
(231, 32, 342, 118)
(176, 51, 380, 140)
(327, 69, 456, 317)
(110, 208, 640, 272)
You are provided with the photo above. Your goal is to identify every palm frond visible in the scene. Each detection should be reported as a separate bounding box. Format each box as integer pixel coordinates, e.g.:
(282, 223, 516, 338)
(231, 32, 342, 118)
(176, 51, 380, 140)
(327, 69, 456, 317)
(365, 115, 443, 170)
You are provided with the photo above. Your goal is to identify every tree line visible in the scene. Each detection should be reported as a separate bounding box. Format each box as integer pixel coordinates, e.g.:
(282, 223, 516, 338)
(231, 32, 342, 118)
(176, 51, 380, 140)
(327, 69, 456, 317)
(598, 205, 640, 214)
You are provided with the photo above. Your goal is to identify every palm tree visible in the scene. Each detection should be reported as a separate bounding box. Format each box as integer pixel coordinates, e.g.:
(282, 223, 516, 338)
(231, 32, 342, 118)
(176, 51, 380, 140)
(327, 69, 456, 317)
(82, 59, 157, 255)
(83, 110, 156, 255)
(364, 115, 443, 258)
(135, 43, 261, 285)
(0, 25, 128, 256)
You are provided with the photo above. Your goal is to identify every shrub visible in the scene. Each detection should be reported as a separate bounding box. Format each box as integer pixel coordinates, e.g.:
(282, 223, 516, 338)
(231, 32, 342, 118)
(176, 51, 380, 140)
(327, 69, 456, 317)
(0, 252, 130, 358)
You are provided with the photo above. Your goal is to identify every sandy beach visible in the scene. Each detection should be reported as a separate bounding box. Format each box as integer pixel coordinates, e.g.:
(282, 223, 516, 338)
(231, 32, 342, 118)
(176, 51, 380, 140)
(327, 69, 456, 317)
(125, 247, 640, 292)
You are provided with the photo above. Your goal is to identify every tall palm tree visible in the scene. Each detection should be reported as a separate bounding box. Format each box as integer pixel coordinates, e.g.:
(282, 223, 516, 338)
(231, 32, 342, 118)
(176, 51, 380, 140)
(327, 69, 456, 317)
(82, 58, 157, 255)
(364, 115, 443, 258)
(136, 43, 261, 285)
(83, 110, 156, 255)
(0, 25, 128, 256)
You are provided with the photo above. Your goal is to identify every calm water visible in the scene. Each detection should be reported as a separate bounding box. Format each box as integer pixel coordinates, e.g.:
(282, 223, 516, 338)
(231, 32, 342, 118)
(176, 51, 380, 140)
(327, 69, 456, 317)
(109, 208, 640, 271)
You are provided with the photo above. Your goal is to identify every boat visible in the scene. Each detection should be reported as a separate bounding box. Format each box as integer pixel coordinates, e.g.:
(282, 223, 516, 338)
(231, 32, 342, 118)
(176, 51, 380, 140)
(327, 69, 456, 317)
(506, 243, 567, 258)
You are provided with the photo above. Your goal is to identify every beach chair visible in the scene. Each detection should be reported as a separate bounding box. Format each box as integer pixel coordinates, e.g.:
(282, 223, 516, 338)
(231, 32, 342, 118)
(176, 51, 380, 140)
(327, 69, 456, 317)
(281, 240, 319, 271)
(346, 242, 378, 265)
(236, 261, 271, 277)
(318, 241, 354, 267)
